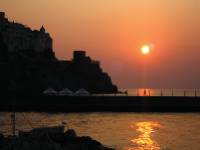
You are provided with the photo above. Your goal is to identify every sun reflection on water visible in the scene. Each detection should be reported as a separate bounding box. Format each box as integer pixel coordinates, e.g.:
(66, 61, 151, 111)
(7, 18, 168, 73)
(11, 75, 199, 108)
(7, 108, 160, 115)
(128, 122, 162, 150)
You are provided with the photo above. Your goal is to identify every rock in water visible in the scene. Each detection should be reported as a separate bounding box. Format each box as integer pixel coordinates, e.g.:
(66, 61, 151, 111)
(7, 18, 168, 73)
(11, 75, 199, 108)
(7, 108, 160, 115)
(0, 126, 115, 150)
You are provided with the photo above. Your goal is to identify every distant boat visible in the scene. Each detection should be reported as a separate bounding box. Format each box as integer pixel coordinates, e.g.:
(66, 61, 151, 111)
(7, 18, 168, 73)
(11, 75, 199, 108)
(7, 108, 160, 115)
(74, 88, 90, 96)
(43, 88, 58, 96)
(59, 88, 73, 96)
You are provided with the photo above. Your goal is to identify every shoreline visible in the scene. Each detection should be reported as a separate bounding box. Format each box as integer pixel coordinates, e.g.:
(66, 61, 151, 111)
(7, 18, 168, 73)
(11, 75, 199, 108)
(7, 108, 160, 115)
(1, 95, 200, 112)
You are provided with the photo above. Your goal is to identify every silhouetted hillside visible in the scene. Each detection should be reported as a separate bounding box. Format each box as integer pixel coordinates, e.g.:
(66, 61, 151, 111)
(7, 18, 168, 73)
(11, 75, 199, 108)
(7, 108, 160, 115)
(0, 12, 118, 95)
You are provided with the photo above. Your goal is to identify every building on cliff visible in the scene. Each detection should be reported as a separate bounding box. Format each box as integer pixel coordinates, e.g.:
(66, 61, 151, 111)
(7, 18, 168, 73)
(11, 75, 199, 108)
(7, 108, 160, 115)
(0, 12, 55, 61)
(0, 12, 118, 95)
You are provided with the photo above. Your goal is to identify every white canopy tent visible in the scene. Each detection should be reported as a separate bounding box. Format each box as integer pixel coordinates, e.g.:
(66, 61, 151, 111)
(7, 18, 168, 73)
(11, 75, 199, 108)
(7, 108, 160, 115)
(43, 88, 58, 96)
(74, 88, 90, 96)
(59, 88, 73, 96)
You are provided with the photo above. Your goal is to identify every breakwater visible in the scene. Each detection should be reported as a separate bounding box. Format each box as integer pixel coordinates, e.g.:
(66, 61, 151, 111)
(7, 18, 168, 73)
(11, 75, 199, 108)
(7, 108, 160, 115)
(1, 95, 200, 112)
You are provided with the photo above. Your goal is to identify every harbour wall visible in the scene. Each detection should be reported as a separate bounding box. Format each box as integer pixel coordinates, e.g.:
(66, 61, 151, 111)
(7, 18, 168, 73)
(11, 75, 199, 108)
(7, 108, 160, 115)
(1, 95, 200, 112)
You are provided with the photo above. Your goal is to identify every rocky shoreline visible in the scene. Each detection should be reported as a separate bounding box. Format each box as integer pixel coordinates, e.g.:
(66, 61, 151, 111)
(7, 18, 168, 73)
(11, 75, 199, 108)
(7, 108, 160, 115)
(0, 126, 114, 150)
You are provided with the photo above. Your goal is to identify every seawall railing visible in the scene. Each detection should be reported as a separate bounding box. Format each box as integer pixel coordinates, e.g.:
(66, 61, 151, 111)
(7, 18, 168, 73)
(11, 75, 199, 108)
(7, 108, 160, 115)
(93, 89, 200, 97)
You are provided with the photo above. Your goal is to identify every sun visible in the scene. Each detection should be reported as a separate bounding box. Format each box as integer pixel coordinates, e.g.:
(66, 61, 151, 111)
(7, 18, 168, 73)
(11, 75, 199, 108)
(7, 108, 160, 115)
(141, 45, 150, 55)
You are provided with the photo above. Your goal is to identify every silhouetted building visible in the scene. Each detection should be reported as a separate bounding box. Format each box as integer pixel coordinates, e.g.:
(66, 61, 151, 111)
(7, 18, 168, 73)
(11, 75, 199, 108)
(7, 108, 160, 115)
(0, 12, 55, 61)
(0, 12, 118, 95)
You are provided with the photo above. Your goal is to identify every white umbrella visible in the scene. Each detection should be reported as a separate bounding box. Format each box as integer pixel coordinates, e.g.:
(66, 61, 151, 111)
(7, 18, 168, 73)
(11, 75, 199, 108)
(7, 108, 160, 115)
(59, 88, 73, 96)
(43, 88, 58, 96)
(74, 88, 90, 96)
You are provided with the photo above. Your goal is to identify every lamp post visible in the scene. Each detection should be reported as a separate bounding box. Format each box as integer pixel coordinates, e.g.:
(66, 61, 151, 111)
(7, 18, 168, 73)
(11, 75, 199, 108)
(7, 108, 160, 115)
(11, 112, 16, 137)
(195, 89, 197, 97)
(184, 90, 186, 97)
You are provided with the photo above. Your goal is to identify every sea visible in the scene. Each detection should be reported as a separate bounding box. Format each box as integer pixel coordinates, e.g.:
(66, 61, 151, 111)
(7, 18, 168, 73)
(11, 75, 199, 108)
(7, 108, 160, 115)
(1, 89, 200, 150)
(1, 112, 200, 150)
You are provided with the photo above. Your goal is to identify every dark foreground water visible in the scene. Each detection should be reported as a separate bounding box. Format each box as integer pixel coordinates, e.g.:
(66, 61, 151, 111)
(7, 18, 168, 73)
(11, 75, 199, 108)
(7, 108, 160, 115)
(1, 113, 200, 150)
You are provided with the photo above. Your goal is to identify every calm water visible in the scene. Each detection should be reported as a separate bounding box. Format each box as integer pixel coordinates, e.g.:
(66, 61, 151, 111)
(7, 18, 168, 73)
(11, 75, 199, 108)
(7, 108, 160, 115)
(1, 112, 200, 150)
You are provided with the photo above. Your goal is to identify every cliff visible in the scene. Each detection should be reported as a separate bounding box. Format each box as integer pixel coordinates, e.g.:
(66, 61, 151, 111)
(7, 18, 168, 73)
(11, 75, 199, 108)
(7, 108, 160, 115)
(0, 12, 118, 94)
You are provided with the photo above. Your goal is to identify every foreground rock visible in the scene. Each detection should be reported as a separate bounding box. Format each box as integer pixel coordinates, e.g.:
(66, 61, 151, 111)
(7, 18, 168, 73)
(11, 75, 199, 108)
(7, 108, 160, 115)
(0, 126, 114, 150)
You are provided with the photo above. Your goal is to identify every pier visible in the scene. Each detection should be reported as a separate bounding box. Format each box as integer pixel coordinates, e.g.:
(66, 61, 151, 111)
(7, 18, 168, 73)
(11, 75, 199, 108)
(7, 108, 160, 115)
(1, 94, 200, 112)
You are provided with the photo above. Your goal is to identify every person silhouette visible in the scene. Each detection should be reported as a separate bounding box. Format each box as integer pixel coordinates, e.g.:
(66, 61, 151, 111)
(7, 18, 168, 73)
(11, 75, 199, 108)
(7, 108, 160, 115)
(144, 89, 147, 96)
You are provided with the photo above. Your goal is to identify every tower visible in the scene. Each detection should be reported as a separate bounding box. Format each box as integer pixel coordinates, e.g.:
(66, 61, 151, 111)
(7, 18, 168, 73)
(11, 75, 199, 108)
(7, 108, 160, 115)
(73, 51, 86, 62)
(40, 25, 46, 33)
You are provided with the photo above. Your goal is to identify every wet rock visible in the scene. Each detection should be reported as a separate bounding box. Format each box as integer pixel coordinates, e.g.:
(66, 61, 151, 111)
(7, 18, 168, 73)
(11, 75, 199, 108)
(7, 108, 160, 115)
(65, 129, 77, 137)
(0, 128, 115, 150)
(104, 147, 115, 150)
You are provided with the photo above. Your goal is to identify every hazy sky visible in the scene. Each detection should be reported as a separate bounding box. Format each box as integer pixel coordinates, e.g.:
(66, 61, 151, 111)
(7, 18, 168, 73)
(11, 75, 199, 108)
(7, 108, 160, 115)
(1, 0, 200, 88)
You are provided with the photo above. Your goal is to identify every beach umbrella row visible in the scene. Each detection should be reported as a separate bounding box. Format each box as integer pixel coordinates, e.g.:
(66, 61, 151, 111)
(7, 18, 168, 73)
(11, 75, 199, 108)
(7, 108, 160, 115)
(43, 88, 90, 96)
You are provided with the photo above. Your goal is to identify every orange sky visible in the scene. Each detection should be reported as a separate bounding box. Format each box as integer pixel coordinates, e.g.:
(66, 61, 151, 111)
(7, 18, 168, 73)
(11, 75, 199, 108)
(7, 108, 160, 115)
(1, 0, 200, 88)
